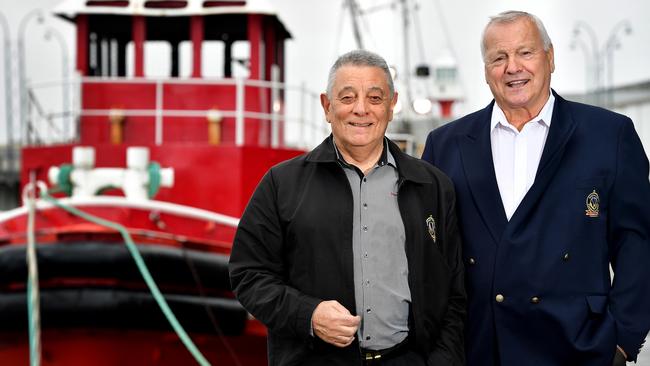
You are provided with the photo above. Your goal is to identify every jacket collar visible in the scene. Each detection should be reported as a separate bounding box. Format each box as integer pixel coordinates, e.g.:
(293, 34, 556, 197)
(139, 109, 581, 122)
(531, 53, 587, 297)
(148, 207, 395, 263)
(458, 90, 578, 244)
(458, 101, 508, 244)
(306, 135, 431, 184)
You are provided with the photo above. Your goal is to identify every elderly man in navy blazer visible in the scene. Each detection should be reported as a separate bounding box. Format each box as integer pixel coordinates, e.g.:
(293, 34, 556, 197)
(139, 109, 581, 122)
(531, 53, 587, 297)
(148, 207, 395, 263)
(422, 10, 650, 366)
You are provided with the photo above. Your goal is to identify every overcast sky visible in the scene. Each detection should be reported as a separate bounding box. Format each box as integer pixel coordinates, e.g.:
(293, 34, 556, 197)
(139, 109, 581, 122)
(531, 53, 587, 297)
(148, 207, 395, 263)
(272, 0, 650, 111)
(2, 0, 650, 144)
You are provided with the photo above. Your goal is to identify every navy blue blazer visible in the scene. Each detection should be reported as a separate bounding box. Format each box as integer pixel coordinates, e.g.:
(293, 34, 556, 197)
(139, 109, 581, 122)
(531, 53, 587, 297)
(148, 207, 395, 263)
(422, 91, 650, 366)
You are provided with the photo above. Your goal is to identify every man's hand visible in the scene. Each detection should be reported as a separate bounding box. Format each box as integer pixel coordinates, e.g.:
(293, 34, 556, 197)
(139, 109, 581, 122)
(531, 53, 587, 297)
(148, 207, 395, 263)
(312, 300, 361, 348)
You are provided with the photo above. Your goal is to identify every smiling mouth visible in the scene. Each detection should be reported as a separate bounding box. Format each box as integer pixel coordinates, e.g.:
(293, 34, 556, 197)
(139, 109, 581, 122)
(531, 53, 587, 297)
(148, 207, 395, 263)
(506, 80, 529, 88)
(349, 122, 373, 127)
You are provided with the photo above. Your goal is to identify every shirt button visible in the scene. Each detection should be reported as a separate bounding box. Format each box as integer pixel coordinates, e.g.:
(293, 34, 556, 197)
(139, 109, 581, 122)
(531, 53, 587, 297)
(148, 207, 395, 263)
(468, 257, 476, 265)
(362, 226, 368, 232)
(495, 294, 505, 303)
(363, 203, 368, 209)
(531, 296, 541, 304)
(563, 253, 570, 261)
(364, 252, 368, 258)
(366, 308, 371, 313)
(365, 280, 370, 285)
(363, 178, 367, 182)
(366, 336, 371, 340)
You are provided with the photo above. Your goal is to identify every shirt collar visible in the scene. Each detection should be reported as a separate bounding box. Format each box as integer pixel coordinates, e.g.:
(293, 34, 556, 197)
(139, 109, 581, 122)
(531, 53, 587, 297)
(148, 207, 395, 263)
(332, 137, 395, 170)
(490, 93, 555, 131)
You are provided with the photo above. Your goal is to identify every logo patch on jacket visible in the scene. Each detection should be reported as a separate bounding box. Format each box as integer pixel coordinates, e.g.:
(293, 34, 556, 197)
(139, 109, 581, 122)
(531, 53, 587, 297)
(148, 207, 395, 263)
(426, 215, 436, 243)
(585, 189, 600, 218)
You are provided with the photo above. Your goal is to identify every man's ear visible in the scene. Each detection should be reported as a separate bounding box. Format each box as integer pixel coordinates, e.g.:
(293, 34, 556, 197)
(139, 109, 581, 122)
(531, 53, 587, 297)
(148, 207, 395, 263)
(388, 91, 398, 122)
(320, 93, 332, 122)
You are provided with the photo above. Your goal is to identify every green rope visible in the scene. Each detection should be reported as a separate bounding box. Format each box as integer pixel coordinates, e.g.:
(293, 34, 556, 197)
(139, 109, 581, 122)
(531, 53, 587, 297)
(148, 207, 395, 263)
(26, 183, 41, 366)
(26, 281, 40, 366)
(40, 191, 211, 366)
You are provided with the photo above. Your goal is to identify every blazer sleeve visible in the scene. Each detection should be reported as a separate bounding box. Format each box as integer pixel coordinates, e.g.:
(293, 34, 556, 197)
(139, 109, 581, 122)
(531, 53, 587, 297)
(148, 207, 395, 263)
(427, 182, 467, 366)
(608, 118, 650, 361)
(228, 169, 321, 339)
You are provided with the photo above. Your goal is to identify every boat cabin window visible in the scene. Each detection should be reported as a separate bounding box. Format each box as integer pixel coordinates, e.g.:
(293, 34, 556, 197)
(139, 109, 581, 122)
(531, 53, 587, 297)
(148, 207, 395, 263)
(102, 39, 251, 79)
(231, 40, 250, 78)
(201, 41, 226, 78)
(124, 41, 172, 77)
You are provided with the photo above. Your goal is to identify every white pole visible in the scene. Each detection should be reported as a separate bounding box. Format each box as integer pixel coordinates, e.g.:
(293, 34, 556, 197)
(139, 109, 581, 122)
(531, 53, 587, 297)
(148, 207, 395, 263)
(235, 77, 244, 146)
(299, 82, 306, 148)
(155, 79, 163, 145)
(270, 65, 280, 148)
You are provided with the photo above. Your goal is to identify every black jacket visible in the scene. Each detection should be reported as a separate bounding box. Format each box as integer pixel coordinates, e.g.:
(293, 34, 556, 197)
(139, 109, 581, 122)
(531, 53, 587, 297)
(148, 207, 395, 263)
(229, 137, 466, 365)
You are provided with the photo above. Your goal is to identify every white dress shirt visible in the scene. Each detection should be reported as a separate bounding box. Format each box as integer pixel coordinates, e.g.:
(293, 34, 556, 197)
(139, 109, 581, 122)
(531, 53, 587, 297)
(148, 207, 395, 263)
(490, 94, 555, 220)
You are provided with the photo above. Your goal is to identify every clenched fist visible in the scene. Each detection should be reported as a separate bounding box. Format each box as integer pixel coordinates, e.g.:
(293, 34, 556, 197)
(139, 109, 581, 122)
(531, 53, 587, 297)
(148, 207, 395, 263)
(312, 300, 361, 348)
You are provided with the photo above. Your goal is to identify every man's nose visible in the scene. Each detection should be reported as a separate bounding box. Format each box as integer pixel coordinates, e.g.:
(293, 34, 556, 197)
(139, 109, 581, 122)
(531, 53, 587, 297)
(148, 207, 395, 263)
(352, 97, 368, 115)
(506, 57, 523, 74)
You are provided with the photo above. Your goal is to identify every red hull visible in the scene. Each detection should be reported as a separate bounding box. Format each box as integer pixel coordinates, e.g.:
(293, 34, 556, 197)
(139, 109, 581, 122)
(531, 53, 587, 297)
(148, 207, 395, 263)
(0, 326, 267, 365)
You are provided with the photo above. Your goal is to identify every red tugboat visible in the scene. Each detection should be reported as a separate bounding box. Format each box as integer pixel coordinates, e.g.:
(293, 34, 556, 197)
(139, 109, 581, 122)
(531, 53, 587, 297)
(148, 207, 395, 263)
(0, 0, 316, 364)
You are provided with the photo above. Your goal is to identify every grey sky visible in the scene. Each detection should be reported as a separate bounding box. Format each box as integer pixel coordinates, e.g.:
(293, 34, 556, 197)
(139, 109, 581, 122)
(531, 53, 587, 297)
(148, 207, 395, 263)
(1, 0, 650, 143)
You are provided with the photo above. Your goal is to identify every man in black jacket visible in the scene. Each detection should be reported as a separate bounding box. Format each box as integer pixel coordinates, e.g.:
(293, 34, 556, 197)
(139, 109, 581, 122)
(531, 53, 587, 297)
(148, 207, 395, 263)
(229, 49, 465, 365)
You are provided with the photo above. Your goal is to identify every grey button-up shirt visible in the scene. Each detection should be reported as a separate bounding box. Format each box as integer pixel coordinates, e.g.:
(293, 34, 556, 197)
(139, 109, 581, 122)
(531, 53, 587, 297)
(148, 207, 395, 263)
(334, 139, 410, 351)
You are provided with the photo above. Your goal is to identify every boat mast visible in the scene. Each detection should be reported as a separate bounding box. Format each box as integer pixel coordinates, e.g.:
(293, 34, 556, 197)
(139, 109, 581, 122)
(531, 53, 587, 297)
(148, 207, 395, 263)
(346, 0, 364, 49)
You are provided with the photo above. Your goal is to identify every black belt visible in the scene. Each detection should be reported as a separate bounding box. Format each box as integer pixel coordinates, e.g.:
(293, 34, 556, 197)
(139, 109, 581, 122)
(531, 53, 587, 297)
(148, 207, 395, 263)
(360, 337, 410, 364)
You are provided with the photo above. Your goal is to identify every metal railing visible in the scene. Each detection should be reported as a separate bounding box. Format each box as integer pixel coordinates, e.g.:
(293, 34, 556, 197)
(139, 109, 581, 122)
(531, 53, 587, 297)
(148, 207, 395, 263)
(22, 74, 330, 150)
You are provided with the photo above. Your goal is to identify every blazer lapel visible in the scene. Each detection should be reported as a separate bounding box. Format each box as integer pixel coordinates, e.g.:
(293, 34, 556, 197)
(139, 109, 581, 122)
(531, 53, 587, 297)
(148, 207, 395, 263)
(507, 92, 577, 228)
(458, 102, 508, 245)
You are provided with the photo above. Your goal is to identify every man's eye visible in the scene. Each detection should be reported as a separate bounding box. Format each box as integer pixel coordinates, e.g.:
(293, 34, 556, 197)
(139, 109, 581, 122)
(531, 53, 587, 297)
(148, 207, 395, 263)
(339, 96, 355, 104)
(368, 96, 384, 104)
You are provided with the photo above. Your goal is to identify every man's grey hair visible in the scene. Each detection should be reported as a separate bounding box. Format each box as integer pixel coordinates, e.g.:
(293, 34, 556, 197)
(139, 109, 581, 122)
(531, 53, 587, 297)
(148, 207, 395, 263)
(326, 49, 395, 98)
(480, 10, 553, 61)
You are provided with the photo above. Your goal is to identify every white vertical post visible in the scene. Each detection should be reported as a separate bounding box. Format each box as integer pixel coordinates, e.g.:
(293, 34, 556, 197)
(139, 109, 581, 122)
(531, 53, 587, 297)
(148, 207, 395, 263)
(110, 39, 118, 77)
(101, 38, 109, 77)
(299, 82, 306, 148)
(235, 77, 245, 146)
(73, 72, 82, 142)
(311, 92, 317, 145)
(270, 65, 280, 148)
(155, 80, 163, 145)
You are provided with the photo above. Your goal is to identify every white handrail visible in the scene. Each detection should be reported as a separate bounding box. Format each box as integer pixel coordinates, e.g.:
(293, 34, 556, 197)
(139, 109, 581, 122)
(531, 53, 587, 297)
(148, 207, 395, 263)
(0, 196, 240, 228)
